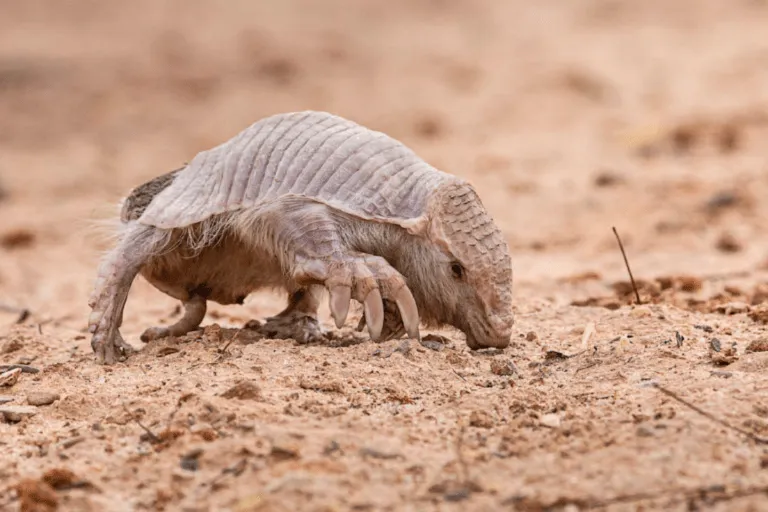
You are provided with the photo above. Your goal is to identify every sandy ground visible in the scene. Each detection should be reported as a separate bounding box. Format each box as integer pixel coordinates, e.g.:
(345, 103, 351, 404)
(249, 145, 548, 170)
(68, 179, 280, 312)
(1, 0, 768, 510)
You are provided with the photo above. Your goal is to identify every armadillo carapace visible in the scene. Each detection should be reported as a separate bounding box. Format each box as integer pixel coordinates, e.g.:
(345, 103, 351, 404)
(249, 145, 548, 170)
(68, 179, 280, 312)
(88, 111, 514, 364)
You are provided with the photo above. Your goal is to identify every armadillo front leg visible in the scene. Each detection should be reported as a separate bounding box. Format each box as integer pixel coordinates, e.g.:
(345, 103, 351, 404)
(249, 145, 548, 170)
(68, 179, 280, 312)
(266, 201, 421, 342)
(88, 224, 163, 364)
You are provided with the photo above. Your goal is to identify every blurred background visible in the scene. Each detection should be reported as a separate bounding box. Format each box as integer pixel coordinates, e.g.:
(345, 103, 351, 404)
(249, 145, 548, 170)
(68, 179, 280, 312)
(1, 0, 768, 319)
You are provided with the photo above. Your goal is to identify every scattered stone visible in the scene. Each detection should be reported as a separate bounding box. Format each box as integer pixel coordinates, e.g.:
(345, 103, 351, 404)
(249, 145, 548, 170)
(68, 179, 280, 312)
(180, 448, 204, 471)
(630, 305, 652, 318)
(539, 413, 561, 429)
(716, 232, 743, 253)
(394, 339, 412, 356)
(710, 338, 722, 353)
(490, 359, 518, 376)
(428, 480, 482, 502)
(593, 170, 624, 187)
(675, 331, 685, 348)
(705, 190, 743, 214)
(42, 468, 77, 489)
(636, 425, 655, 437)
(544, 350, 571, 362)
(220, 381, 262, 400)
(694, 324, 714, 333)
(746, 339, 768, 353)
(323, 440, 341, 456)
(421, 334, 449, 351)
(58, 436, 85, 450)
(716, 302, 750, 315)
(156, 346, 180, 357)
(0, 367, 22, 387)
(26, 391, 60, 406)
(0, 395, 13, 404)
(0, 364, 40, 374)
(677, 276, 703, 293)
(710, 345, 738, 366)
(359, 447, 402, 460)
(269, 436, 301, 461)
(469, 410, 494, 429)
(299, 377, 344, 393)
(0, 404, 38, 422)
(525, 331, 538, 342)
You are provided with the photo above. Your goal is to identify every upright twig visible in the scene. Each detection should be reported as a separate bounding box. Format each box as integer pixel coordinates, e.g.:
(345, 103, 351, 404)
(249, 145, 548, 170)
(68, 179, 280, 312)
(122, 404, 160, 444)
(652, 383, 768, 445)
(612, 226, 641, 305)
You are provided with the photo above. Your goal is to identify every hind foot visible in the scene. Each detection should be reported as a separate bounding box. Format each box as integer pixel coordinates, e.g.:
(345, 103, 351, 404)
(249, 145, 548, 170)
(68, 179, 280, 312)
(140, 296, 207, 342)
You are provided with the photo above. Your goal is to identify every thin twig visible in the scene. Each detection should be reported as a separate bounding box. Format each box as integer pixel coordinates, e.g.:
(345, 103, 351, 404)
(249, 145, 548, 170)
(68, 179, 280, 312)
(652, 383, 768, 445)
(451, 368, 466, 382)
(612, 226, 641, 305)
(455, 424, 469, 484)
(0, 364, 39, 374)
(122, 404, 160, 444)
(218, 329, 243, 354)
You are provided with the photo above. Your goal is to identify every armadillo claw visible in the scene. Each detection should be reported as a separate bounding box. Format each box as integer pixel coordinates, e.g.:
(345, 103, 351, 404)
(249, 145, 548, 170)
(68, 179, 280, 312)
(363, 289, 384, 341)
(329, 285, 351, 328)
(394, 287, 420, 341)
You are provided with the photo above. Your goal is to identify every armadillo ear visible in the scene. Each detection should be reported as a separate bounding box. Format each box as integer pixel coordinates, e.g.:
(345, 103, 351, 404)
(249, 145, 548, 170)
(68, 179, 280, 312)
(425, 214, 454, 254)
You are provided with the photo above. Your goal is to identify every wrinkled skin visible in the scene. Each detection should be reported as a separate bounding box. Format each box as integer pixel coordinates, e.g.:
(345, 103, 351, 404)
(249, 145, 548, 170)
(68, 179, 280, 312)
(88, 173, 514, 364)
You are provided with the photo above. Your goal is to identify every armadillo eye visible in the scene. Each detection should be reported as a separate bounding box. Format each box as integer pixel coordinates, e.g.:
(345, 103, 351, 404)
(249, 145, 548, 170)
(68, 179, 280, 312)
(451, 262, 464, 279)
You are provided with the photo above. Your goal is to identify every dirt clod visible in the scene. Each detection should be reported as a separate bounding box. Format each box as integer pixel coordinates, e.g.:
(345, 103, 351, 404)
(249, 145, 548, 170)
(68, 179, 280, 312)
(469, 410, 494, 429)
(26, 391, 60, 406)
(716, 232, 743, 253)
(220, 381, 262, 400)
(746, 339, 768, 353)
(490, 359, 518, 376)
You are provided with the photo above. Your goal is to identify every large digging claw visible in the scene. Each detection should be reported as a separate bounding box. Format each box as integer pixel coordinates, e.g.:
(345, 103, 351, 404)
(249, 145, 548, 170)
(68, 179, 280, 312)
(317, 253, 421, 342)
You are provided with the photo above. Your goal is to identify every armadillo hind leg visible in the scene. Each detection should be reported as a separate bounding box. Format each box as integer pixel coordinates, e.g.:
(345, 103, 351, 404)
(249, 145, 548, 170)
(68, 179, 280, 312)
(140, 295, 207, 342)
(259, 286, 326, 344)
(88, 223, 167, 364)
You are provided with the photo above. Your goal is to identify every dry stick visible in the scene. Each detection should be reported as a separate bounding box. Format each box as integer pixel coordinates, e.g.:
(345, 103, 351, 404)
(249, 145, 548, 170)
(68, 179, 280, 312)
(122, 404, 161, 444)
(652, 383, 768, 445)
(612, 227, 641, 305)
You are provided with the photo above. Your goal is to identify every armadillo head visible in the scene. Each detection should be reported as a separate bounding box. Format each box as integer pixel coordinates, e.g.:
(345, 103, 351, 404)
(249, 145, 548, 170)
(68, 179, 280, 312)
(419, 181, 514, 349)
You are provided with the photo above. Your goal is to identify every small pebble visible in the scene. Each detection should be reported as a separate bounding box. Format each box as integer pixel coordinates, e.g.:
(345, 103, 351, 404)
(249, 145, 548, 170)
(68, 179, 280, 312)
(0, 405, 38, 422)
(0, 368, 21, 387)
(26, 391, 60, 406)
(630, 306, 652, 318)
(469, 410, 494, 429)
(539, 413, 561, 429)
(269, 436, 301, 461)
(716, 232, 743, 253)
(490, 359, 518, 376)
(0, 395, 14, 404)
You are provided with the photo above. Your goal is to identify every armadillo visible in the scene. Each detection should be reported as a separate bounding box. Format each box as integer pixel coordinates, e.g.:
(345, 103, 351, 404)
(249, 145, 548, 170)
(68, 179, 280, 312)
(88, 111, 514, 364)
